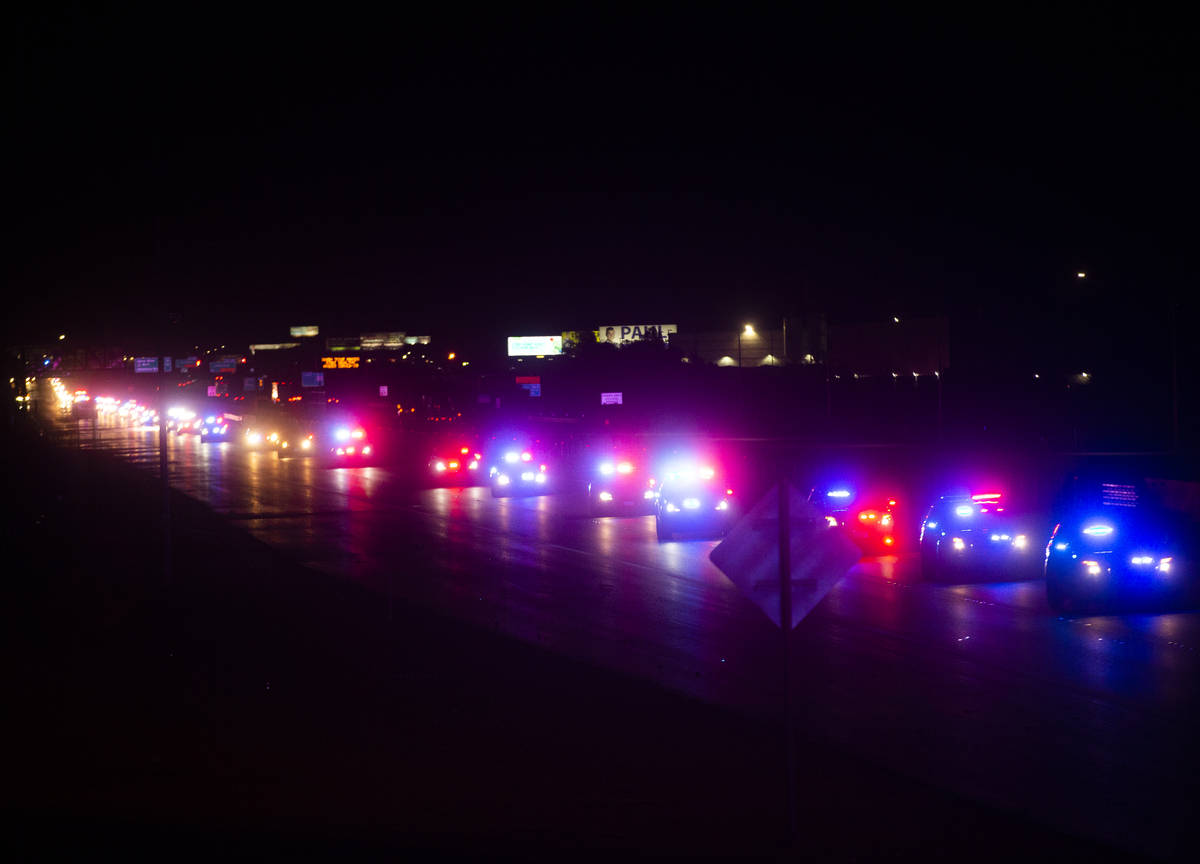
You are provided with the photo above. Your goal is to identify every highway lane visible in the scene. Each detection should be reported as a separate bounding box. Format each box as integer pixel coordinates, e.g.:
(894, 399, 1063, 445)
(73, 418, 1200, 856)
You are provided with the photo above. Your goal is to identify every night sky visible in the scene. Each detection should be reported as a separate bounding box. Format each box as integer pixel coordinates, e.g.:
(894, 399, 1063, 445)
(8, 5, 1195, 369)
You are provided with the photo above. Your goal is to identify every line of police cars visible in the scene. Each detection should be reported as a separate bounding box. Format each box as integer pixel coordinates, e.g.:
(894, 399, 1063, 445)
(81, 384, 1195, 615)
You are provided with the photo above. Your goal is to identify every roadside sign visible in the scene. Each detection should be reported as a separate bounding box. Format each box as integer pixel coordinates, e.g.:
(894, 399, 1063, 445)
(134, 357, 158, 374)
(710, 482, 860, 629)
(601, 391, 623, 405)
(379, 385, 389, 397)
(516, 375, 541, 397)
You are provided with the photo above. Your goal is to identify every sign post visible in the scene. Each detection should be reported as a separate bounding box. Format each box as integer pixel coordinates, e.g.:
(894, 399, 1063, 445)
(710, 481, 860, 843)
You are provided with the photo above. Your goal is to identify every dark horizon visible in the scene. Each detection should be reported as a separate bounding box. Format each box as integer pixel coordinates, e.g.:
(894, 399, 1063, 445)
(7, 7, 1194, 364)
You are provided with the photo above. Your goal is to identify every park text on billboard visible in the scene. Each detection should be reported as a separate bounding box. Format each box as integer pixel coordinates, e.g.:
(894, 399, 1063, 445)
(597, 324, 678, 344)
(507, 336, 563, 357)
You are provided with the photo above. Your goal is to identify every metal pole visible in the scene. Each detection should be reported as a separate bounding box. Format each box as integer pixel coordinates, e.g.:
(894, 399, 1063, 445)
(1170, 298, 1180, 452)
(779, 479, 796, 841)
(159, 370, 172, 585)
(738, 331, 743, 368)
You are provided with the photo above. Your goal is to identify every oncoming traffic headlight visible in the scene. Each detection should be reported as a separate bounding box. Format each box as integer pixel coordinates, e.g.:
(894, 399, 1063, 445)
(504, 451, 519, 464)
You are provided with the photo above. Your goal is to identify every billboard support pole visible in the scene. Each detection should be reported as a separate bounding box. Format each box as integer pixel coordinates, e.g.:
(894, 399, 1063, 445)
(778, 477, 796, 843)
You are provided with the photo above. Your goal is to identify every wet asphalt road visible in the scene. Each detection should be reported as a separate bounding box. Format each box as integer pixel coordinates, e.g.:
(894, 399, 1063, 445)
(72, 418, 1200, 857)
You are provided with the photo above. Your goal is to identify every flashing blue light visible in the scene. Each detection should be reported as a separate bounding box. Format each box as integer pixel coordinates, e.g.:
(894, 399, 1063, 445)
(335, 428, 351, 442)
(826, 489, 851, 499)
(1082, 524, 1114, 537)
(503, 451, 519, 464)
(955, 505, 974, 517)
(206, 415, 216, 424)
(599, 462, 615, 475)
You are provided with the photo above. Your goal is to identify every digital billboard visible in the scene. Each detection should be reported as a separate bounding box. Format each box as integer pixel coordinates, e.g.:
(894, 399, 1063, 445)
(321, 356, 360, 369)
(289, 325, 319, 338)
(507, 336, 563, 357)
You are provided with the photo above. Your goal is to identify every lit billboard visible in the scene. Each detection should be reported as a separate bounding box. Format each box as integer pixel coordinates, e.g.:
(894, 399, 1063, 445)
(597, 324, 678, 344)
(507, 336, 563, 357)
(321, 356, 361, 369)
(289, 325, 319, 338)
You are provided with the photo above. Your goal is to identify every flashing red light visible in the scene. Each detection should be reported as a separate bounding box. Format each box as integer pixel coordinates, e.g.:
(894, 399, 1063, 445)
(461, 446, 470, 454)
(448, 461, 460, 469)
(726, 488, 734, 495)
(888, 498, 897, 507)
(883, 536, 895, 546)
(971, 492, 1003, 501)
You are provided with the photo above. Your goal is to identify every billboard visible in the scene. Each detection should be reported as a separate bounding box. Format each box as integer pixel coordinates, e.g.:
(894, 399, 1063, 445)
(597, 324, 678, 345)
(301, 371, 325, 388)
(361, 331, 405, 350)
(134, 357, 158, 374)
(289, 325, 319, 338)
(507, 336, 563, 357)
(600, 392, 623, 405)
(321, 356, 360, 369)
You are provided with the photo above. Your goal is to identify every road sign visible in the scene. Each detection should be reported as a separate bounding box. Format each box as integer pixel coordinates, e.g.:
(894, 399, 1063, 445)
(710, 482, 860, 629)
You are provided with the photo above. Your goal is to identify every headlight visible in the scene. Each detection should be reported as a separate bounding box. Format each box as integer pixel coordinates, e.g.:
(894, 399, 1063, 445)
(716, 499, 729, 511)
(666, 502, 680, 513)
(1013, 534, 1028, 549)
(521, 471, 535, 482)
(435, 461, 447, 471)
(534, 473, 546, 484)
(1158, 557, 1173, 573)
(952, 537, 965, 551)
(300, 439, 312, 450)
(683, 497, 701, 510)
(468, 460, 478, 470)
(643, 490, 655, 500)
(1082, 559, 1102, 576)
(497, 474, 510, 486)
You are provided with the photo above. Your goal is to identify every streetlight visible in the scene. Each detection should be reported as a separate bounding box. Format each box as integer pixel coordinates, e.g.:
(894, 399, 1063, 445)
(1076, 272, 1087, 279)
(739, 324, 755, 367)
(58, 333, 66, 341)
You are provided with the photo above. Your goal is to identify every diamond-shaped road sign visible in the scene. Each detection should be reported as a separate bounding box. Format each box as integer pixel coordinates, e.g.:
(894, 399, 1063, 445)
(710, 482, 861, 629)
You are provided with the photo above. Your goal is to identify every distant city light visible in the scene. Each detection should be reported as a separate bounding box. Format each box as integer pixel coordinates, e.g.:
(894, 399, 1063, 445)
(892, 317, 900, 324)
(58, 334, 65, 340)
(1077, 272, 1087, 279)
